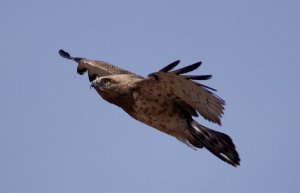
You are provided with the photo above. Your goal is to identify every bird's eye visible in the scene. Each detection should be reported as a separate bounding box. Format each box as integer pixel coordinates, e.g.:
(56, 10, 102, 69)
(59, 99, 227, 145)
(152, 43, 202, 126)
(103, 79, 111, 85)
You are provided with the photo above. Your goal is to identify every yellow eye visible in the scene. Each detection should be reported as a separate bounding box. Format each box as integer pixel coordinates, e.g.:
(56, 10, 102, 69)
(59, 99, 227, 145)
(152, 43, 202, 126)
(103, 79, 111, 85)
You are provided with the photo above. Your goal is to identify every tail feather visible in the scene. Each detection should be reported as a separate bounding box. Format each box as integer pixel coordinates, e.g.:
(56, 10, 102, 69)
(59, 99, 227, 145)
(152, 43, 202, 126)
(189, 120, 240, 167)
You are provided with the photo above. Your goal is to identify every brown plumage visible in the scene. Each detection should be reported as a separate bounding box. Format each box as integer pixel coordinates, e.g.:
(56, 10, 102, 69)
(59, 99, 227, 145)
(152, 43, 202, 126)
(59, 49, 240, 167)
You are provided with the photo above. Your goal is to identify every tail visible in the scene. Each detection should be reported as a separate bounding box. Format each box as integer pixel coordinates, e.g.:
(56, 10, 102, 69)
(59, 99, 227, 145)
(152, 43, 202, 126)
(189, 120, 240, 167)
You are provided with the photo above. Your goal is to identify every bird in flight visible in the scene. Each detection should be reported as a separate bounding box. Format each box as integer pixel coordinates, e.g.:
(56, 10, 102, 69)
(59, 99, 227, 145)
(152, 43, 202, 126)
(59, 49, 240, 167)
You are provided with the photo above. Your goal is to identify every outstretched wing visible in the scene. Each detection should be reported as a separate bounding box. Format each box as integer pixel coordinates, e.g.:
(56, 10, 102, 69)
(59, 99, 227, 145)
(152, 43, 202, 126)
(59, 49, 141, 82)
(137, 61, 225, 125)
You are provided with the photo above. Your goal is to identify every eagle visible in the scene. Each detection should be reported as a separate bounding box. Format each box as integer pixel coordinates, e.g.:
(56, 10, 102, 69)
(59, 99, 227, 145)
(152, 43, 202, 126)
(59, 49, 240, 167)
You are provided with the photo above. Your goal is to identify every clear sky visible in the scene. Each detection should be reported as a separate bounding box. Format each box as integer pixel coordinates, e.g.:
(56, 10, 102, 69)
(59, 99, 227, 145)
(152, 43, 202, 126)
(1, 0, 299, 193)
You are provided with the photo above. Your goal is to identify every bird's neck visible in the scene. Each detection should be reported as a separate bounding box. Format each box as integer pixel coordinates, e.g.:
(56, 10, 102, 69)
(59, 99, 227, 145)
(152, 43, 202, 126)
(96, 89, 135, 113)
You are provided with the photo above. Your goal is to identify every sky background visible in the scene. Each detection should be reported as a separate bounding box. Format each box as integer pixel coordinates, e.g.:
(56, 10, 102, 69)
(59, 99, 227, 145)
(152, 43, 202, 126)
(1, 0, 300, 193)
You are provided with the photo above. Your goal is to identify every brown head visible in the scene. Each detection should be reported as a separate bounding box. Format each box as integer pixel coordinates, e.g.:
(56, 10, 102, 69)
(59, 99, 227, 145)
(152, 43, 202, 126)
(90, 74, 143, 111)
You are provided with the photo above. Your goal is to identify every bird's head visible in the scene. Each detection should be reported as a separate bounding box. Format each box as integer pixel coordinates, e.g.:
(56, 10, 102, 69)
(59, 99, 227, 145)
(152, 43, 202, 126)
(90, 74, 142, 94)
(90, 76, 116, 91)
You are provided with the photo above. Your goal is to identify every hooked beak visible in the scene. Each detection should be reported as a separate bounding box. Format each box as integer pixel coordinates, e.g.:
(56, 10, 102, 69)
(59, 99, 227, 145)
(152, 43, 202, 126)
(90, 80, 98, 90)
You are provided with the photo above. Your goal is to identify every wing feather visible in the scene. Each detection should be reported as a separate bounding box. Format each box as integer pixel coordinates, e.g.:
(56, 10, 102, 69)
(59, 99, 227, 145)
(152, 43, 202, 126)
(171, 62, 202, 75)
(151, 72, 224, 125)
(59, 49, 140, 82)
(182, 75, 212, 80)
(159, 60, 180, 72)
(138, 62, 225, 125)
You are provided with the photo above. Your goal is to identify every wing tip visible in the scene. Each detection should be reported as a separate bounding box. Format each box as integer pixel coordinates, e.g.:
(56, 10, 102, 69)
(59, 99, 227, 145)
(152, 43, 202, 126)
(172, 61, 202, 75)
(58, 49, 82, 63)
(159, 60, 181, 72)
(59, 49, 71, 59)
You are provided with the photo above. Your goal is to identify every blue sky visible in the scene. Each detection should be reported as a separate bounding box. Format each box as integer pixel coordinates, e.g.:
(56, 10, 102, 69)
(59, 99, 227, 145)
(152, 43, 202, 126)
(1, 0, 299, 193)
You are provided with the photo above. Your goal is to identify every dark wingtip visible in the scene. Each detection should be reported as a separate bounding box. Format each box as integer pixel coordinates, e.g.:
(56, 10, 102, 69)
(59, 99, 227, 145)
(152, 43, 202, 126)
(159, 60, 181, 72)
(59, 49, 71, 59)
(183, 75, 212, 80)
(88, 74, 98, 82)
(172, 61, 202, 75)
(58, 49, 83, 63)
(195, 83, 217, 91)
(77, 67, 87, 75)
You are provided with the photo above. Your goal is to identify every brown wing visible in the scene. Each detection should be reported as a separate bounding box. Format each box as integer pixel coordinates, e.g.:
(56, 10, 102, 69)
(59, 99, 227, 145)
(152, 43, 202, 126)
(59, 49, 141, 82)
(138, 61, 225, 125)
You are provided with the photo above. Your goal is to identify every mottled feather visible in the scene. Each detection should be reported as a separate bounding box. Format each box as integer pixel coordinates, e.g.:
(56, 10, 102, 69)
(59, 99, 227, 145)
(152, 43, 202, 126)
(143, 72, 224, 125)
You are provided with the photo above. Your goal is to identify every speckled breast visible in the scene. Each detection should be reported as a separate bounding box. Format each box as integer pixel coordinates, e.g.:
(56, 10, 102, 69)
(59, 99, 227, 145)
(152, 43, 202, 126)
(129, 90, 188, 137)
